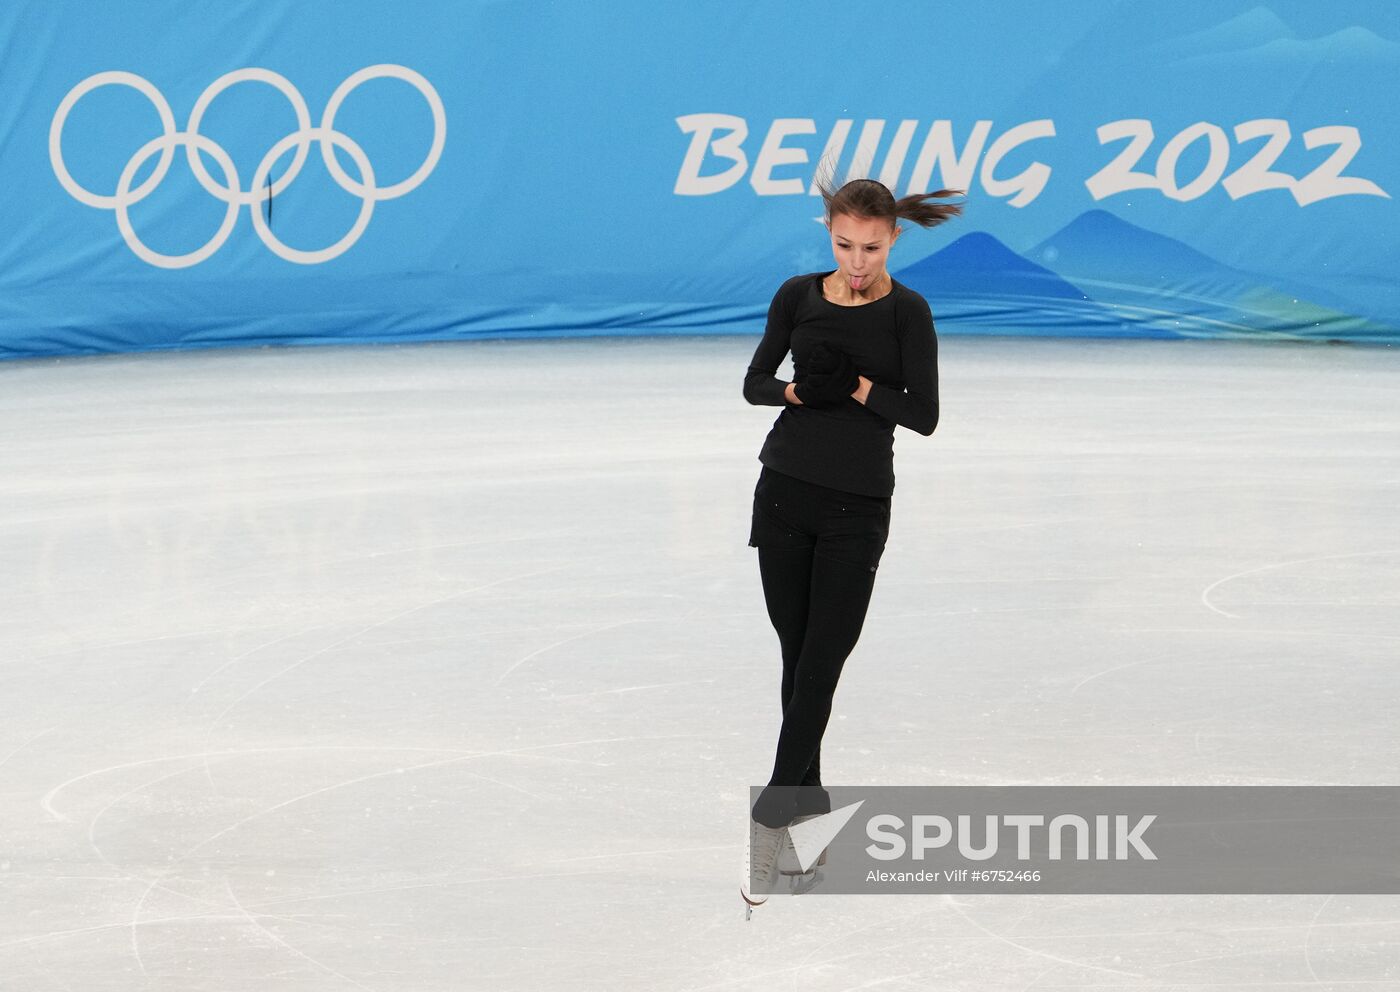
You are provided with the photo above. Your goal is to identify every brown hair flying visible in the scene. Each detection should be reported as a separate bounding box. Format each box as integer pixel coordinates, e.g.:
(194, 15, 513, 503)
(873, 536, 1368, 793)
(815, 172, 965, 232)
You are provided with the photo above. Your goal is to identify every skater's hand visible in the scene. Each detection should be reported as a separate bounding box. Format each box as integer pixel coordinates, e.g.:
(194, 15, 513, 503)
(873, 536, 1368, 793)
(794, 343, 859, 408)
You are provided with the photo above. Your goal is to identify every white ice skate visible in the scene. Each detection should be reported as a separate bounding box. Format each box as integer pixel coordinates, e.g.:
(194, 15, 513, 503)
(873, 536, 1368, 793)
(740, 817, 787, 918)
(777, 812, 830, 876)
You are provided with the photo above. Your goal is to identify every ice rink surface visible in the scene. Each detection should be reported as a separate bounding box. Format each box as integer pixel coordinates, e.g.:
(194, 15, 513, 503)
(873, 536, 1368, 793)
(1, 332, 1398, 990)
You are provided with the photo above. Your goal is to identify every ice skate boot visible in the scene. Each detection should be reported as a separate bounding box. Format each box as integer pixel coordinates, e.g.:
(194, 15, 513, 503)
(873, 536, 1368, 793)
(778, 812, 829, 876)
(740, 817, 787, 918)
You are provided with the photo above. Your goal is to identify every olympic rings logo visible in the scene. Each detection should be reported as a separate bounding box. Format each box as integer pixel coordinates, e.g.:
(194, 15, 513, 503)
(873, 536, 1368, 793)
(49, 65, 446, 268)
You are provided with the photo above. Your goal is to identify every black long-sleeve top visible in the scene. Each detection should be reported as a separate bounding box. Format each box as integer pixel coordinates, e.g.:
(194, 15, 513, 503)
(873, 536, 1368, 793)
(743, 270, 939, 497)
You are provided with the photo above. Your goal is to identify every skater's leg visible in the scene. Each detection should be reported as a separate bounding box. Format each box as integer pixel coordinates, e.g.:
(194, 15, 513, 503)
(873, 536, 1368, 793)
(757, 546, 826, 794)
(753, 552, 878, 827)
(757, 545, 812, 713)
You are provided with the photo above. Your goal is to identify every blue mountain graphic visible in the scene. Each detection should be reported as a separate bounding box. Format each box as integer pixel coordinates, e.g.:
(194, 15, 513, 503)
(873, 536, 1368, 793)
(1143, 5, 1294, 58)
(893, 232, 1141, 337)
(1027, 210, 1395, 340)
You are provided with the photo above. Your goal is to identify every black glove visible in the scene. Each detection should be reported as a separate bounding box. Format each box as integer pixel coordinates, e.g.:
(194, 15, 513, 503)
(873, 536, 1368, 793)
(794, 342, 859, 408)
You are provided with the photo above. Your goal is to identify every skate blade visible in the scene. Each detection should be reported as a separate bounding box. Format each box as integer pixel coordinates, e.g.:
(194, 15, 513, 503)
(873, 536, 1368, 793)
(741, 887, 768, 908)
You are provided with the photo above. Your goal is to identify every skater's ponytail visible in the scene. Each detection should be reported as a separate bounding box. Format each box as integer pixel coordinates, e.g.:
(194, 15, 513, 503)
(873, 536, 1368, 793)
(815, 166, 964, 232)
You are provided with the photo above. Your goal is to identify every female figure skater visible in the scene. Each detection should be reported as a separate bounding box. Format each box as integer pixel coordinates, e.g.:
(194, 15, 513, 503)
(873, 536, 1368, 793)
(740, 176, 963, 907)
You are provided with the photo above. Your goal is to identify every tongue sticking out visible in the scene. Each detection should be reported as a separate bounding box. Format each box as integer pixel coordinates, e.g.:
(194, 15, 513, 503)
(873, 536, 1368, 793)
(850, 275, 865, 289)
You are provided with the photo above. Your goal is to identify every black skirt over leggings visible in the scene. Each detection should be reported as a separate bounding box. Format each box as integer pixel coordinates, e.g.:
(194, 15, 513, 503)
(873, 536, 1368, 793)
(747, 464, 891, 828)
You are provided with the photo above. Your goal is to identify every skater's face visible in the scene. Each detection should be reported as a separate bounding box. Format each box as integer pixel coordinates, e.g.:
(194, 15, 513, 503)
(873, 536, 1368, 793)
(827, 212, 901, 291)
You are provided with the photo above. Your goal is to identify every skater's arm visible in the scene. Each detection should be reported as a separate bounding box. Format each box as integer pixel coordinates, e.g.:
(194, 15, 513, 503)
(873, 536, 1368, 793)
(859, 296, 939, 436)
(744, 279, 801, 407)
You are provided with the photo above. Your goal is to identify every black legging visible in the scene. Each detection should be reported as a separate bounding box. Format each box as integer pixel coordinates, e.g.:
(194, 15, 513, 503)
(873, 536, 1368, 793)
(747, 466, 890, 828)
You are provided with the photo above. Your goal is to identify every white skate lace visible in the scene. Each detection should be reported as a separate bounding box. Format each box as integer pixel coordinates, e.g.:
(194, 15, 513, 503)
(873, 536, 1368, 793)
(748, 820, 786, 885)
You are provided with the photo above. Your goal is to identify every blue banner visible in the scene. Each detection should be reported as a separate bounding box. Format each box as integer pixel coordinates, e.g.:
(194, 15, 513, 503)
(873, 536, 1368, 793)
(2, 0, 1396, 358)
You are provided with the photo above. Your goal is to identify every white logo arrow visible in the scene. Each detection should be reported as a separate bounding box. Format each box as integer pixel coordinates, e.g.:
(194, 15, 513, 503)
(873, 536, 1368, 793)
(788, 801, 865, 872)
